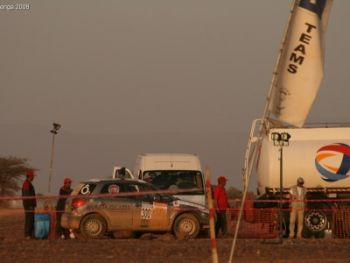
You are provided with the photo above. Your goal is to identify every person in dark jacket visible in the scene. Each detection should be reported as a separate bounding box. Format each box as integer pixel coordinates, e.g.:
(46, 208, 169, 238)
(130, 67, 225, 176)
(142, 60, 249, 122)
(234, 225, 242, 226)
(22, 170, 37, 239)
(56, 177, 73, 239)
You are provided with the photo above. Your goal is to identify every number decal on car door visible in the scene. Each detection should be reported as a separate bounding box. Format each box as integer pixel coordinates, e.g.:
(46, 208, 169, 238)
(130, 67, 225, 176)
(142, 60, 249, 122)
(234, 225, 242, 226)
(141, 203, 153, 220)
(81, 184, 91, 195)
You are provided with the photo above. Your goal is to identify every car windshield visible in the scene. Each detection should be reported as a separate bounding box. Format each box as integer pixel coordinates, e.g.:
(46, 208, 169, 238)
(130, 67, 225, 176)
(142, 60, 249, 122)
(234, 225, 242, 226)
(142, 170, 204, 195)
(100, 181, 175, 202)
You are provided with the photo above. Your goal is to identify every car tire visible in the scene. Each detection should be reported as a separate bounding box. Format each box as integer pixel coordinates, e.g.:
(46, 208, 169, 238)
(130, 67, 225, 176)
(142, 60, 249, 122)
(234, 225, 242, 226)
(173, 213, 200, 239)
(304, 210, 328, 233)
(80, 214, 107, 239)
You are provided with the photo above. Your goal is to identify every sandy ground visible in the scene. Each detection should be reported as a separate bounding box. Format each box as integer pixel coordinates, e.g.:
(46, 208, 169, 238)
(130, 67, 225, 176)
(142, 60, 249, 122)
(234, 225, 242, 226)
(0, 209, 350, 263)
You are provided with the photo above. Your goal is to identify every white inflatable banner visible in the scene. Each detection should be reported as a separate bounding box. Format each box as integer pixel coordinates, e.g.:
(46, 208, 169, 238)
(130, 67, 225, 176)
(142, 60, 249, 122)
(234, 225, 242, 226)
(268, 0, 333, 127)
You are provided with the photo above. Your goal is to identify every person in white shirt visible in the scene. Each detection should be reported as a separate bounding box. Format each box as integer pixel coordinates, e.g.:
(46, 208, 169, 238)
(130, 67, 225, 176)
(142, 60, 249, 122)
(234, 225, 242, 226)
(289, 177, 307, 239)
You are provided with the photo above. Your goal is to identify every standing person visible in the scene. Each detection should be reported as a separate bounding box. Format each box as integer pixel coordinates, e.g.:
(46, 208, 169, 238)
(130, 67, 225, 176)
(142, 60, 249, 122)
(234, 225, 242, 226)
(56, 177, 73, 239)
(22, 170, 37, 239)
(289, 177, 307, 239)
(214, 176, 229, 238)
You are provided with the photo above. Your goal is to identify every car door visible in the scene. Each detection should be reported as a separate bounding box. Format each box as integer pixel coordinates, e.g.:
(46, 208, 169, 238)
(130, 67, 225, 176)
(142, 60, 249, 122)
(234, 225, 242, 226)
(132, 193, 170, 230)
(100, 183, 133, 229)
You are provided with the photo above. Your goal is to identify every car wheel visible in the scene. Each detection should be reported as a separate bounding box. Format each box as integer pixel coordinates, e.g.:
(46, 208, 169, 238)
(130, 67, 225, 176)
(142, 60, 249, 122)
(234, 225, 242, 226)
(173, 214, 200, 239)
(80, 214, 107, 239)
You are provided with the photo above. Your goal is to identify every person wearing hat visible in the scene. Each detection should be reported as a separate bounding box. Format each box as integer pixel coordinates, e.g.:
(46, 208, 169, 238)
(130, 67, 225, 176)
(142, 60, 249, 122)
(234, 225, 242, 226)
(143, 173, 153, 183)
(214, 176, 229, 237)
(56, 177, 73, 239)
(22, 170, 37, 239)
(289, 177, 307, 239)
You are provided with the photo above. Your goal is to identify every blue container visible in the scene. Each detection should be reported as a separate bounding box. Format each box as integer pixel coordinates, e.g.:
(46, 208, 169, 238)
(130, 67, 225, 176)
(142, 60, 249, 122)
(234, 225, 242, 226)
(34, 213, 50, 239)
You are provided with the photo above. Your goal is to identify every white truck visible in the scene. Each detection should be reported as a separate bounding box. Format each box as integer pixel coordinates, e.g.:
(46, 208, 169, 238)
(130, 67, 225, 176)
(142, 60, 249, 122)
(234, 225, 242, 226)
(133, 153, 206, 206)
(253, 124, 350, 238)
(241, 1, 350, 238)
(257, 126, 350, 196)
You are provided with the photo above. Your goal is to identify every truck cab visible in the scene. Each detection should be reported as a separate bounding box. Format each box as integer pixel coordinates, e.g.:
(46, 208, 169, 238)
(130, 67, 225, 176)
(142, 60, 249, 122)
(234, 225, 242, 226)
(134, 153, 206, 206)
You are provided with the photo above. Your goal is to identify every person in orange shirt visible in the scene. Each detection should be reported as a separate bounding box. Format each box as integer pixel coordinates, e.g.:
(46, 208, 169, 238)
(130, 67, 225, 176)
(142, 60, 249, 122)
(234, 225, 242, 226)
(214, 176, 229, 237)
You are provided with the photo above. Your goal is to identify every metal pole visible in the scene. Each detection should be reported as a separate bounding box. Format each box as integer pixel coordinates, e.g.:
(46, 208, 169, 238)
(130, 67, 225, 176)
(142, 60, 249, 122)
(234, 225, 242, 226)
(229, 120, 261, 263)
(205, 167, 218, 263)
(48, 133, 56, 194)
(279, 146, 283, 239)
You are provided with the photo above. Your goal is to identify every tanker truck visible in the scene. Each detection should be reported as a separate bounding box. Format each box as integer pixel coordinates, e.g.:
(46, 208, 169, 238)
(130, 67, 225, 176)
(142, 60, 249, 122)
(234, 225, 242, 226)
(239, 1, 345, 238)
(254, 124, 350, 238)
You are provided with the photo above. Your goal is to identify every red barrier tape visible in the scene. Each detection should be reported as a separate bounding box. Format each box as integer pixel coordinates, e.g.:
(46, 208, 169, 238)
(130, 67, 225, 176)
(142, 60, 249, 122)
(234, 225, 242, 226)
(0, 187, 204, 201)
(253, 199, 350, 203)
(0, 188, 209, 213)
(3, 189, 350, 215)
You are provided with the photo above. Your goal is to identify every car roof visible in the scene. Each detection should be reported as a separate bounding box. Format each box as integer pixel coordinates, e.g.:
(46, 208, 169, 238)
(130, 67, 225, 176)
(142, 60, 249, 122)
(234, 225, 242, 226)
(81, 178, 146, 184)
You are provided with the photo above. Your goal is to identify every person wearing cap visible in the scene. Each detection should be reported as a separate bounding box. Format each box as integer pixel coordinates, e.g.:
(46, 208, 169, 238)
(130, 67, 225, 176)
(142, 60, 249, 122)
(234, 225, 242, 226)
(289, 177, 307, 239)
(56, 177, 73, 239)
(143, 174, 153, 183)
(22, 170, 37, 239)
(214, 176, 229, 237)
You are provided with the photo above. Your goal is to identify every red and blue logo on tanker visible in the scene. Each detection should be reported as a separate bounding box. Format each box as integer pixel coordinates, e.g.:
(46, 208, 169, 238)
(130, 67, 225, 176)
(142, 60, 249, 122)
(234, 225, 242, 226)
(315, 143, 350, 182)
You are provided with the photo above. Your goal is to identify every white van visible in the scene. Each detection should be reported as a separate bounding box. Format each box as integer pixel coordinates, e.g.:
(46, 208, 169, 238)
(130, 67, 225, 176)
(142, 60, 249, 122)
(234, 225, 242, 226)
(134, 153, 206, 206)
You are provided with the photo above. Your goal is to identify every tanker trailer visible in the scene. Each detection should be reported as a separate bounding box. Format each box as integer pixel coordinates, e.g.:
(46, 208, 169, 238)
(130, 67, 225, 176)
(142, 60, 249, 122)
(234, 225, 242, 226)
(255, 125, 350, 237)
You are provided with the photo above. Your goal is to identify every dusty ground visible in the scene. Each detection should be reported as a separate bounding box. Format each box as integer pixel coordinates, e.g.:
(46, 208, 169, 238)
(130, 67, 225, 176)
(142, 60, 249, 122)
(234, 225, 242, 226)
(0, 209, 350, 263)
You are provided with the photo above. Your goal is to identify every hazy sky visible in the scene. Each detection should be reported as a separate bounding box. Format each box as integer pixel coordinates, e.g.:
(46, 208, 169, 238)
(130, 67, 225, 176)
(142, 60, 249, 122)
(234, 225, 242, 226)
(1, 1, 350, 194)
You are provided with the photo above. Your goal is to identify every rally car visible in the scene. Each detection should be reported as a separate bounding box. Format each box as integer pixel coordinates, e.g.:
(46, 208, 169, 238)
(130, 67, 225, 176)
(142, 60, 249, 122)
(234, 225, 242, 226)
(61, 178, 209, 239)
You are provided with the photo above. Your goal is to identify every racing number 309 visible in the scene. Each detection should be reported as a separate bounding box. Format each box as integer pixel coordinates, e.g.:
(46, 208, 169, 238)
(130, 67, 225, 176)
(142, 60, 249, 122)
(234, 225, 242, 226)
(141, 207, 152, 220)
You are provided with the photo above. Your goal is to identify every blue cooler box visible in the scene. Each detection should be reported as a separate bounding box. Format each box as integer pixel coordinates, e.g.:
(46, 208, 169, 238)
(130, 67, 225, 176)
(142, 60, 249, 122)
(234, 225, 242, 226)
(34, 213, 50, 239)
